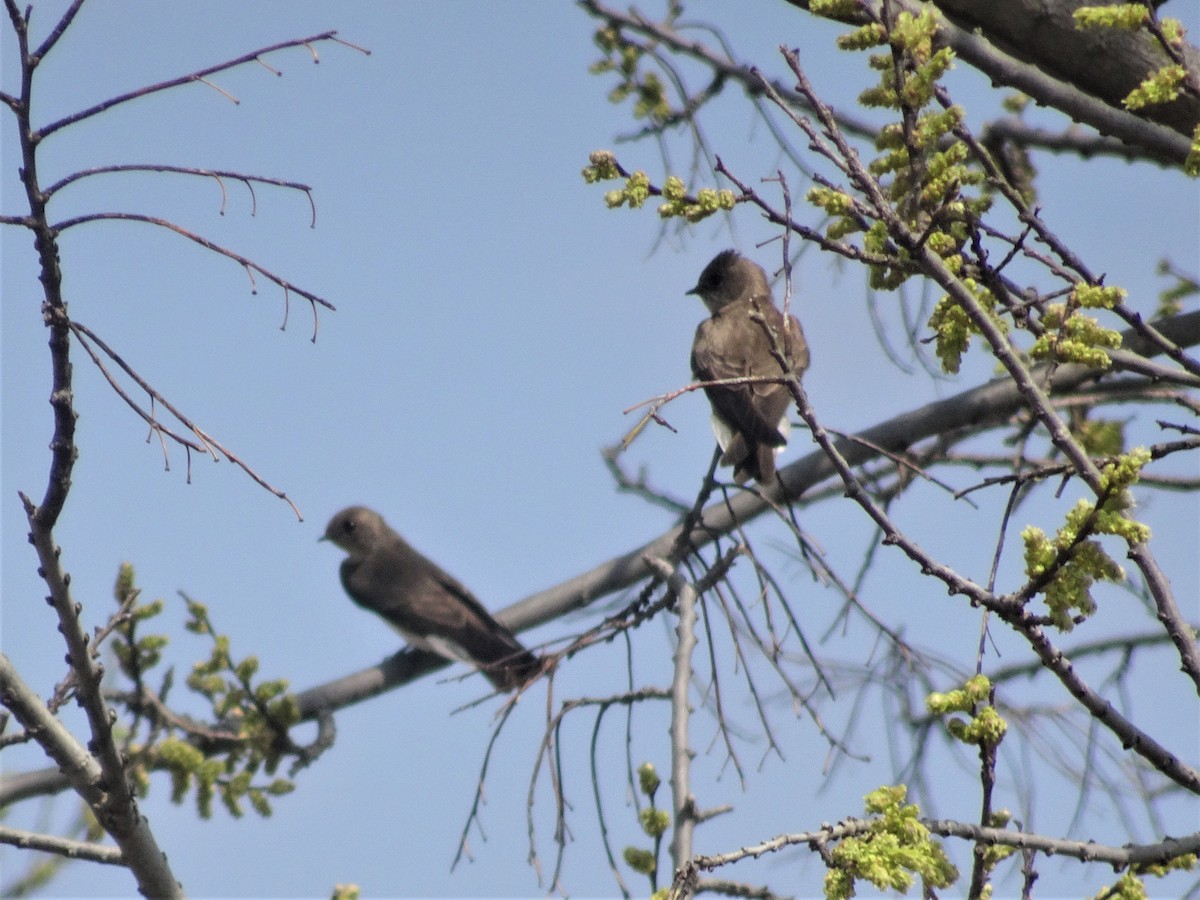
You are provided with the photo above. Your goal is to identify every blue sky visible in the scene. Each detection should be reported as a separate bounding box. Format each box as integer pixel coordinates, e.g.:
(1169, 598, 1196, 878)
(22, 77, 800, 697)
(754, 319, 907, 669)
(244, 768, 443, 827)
(3, 2, 1198, 897)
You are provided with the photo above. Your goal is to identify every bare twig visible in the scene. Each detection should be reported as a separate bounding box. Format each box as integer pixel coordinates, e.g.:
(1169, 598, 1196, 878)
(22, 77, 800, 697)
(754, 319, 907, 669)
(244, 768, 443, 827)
(37, 32, 366, 140)
(69, 321, 304, 520)
(53, 211, 335, 320)
(0, 824, 124, 866)
(44, 165, 319, 227)
(579, 0, 880, 142)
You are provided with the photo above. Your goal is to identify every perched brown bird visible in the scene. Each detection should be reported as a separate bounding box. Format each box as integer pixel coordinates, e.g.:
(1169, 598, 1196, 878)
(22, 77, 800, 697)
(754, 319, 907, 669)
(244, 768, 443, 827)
(687, 250, 810, 485)
(322, 506, 539, 691)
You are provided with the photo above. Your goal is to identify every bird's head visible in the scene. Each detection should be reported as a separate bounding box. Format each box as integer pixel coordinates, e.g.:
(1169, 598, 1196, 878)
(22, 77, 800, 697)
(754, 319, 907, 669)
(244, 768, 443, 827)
(321, 505, 387, 555)
(686, 249, 771, 314)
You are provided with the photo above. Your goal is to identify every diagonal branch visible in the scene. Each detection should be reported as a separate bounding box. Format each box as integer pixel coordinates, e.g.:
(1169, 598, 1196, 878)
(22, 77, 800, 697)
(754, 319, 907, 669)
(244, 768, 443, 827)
(53, 211, 335, 314)
(31, 0, 85, 60)
(285, 312, 1199, 720)
(503, 312, 1199, 633)
(579, 0, 880, 142)
(0, 653, 180, 896)
(70, 320, 304, 521)
(37, 32, 365, 140)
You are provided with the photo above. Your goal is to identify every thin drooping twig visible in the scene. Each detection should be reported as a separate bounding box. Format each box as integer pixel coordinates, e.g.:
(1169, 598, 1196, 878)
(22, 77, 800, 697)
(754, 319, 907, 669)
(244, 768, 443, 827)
(521, 688, 672, 889)
(44, 165, 319, 227)
(68, 322, 210, 458)
(450, 699, 518, 871)
(588, 692, 639, 899)
(69, 320, 304, 521)
(54, 211, 335, 322)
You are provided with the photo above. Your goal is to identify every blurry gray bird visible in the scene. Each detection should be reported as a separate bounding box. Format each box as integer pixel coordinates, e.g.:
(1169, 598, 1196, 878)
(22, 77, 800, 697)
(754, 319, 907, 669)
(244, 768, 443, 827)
(687, 250, 810, 485)
(322, 506, 539, 692)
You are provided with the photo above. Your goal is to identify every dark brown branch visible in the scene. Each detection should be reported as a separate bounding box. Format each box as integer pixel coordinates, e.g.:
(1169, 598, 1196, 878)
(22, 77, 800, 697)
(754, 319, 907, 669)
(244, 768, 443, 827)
(928, 0, 1200, 139)
(980, 117, 1181, 167)
(779, 0, 1194, 164)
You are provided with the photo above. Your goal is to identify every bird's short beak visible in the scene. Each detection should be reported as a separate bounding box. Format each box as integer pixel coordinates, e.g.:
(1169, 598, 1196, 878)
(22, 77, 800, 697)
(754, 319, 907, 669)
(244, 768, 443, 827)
(685, 285, 699, 296)
(317, 535, 329, 543)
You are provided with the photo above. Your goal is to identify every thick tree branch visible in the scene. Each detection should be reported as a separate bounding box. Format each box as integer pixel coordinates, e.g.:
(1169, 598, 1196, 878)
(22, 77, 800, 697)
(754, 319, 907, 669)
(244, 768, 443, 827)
(779, 0, 1197, 164)
(283, 311, 1198, 721)
(0, 655, 180, 896)
(930, 0, 1200, 138)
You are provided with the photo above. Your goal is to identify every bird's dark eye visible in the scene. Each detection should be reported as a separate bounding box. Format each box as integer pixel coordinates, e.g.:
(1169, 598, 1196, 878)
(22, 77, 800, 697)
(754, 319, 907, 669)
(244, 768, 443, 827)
(341, 519, 356, 534)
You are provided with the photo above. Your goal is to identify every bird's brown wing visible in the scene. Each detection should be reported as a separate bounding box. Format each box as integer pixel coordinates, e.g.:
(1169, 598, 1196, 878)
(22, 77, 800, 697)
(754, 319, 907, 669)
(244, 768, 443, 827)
(690, 305, 793, 447)
(341, 540, 537, 691)
(425, 568, 536, 673)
